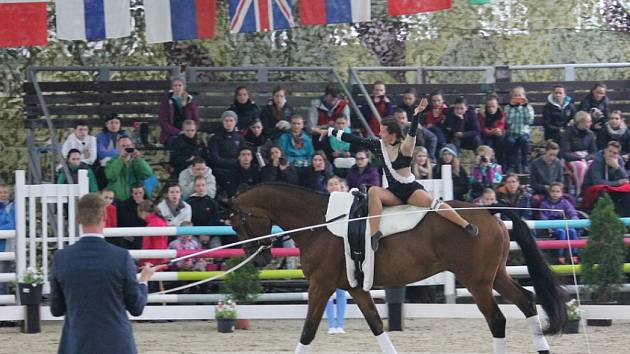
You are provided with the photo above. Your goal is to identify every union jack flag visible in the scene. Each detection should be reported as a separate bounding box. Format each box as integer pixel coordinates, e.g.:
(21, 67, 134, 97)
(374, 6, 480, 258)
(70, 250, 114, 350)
(229, 0, 295, 33)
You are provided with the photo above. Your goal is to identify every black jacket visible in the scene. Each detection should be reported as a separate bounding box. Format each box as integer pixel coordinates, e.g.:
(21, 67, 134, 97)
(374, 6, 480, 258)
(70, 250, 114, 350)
(260, 165, 299, 184)
(169, 134, 207, 177)
(560, 126, 597, 161)
(223, 164, 261, 197)
(229, 100, 260, 131)
(186, 194, 221, 227)
(433, 163, 470, 201)
(207, 129, 245, 171)
(542, 96, 576, 142)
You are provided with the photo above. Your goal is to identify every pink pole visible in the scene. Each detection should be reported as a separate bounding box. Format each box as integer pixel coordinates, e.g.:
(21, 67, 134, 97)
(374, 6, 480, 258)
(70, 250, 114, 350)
(175, 248, 300, 258)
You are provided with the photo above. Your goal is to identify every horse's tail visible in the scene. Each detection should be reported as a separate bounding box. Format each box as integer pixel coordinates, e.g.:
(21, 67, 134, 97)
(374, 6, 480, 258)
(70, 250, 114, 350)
(495, 209, 568, 335)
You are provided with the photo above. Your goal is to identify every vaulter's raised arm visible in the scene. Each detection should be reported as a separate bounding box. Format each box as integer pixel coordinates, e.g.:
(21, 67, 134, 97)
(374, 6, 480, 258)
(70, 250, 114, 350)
(325, 127, 381, 152)
(401, 97, 429, 156)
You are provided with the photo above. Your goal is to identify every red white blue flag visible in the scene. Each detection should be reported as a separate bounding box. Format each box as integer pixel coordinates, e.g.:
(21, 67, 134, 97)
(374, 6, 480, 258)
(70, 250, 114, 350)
(145, 0, 216, 43)
(388, 0, 451, 16)
(55, 0, 131, 41)
(229, 0, 295, 33)
(0, 0, 47, 48)
(301, 0, 371, 25)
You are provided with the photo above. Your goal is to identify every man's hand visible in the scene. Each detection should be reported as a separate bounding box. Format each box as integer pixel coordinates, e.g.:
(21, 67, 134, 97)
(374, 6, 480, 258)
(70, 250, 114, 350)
(139, 263, 157, 283)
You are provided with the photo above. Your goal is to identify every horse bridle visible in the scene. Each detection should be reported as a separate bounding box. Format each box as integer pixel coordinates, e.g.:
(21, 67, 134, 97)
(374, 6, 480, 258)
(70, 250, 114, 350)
(231, 207, 276, 251)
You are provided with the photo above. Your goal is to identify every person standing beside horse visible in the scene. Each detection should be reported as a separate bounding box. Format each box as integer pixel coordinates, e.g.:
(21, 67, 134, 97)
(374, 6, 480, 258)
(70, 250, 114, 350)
(315, 97, 478, 252)
(50, 193, 156, 354)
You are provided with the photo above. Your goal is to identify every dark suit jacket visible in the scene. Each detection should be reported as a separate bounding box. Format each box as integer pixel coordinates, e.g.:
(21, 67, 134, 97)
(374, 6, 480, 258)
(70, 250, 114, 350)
(50, 236, 148, 354)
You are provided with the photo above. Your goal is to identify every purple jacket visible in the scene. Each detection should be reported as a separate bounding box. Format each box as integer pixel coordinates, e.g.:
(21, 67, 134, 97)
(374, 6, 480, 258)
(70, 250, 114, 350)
(159, 93, 201, 144)
(445, 106, 480, 139)
(346, 164, 381, 189)
(539, 197, 579, 220)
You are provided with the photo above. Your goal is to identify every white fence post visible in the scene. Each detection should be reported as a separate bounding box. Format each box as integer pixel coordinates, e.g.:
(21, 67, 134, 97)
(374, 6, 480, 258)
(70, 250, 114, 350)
(14, 171, 26, 281)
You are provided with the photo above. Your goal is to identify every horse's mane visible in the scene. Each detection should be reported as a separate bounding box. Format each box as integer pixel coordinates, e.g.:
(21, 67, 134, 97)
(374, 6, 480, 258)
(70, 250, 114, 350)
(236, 182, 330, 199)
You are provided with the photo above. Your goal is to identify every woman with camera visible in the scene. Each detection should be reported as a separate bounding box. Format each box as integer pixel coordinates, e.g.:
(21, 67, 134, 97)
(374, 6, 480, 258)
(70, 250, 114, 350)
(260, 145, 299, 185)
(104, 136, 153, 201)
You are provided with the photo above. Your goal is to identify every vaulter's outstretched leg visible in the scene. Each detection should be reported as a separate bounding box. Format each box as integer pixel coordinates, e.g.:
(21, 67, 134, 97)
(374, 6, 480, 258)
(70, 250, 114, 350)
(407, 190, 478, 236)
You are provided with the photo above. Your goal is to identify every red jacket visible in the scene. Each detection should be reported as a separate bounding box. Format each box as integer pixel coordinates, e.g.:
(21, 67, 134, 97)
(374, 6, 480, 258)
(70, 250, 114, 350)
(478, 109, 506, 137)
(423, 104, 448, 127)
(104, 204, 117, 228)
(141, 213, 169, 268)
(158, 92, 200, 144)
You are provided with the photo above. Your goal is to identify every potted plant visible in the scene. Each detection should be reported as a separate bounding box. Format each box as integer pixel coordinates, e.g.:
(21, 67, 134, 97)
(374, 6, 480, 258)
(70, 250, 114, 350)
(221, 257, 262, 330)
(18, 267, 44, 305)
(562, 299, 581, 334)
(580, 194, 626, 326)
(214, 299, 237, 333)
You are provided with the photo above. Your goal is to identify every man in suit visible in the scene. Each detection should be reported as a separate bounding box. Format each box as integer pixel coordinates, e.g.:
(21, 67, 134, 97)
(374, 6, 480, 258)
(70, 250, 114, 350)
(50, 193, 155, 354)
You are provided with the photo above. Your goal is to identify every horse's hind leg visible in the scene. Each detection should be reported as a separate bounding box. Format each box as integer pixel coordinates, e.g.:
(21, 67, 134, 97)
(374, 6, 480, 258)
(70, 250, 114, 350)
(468, 285, 508, 354)
(494, 270, 550, 354)
(294, 285, 334, 354)
(348, 288, 398, 354)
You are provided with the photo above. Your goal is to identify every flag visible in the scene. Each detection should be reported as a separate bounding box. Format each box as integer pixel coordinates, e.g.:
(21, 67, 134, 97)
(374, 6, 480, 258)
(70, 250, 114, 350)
(0, 0, 47, 48)
(388, 0, 451, 16)
(55, 0, 130, 41)
(145, 0, 216, 43)
(229, 0, 295, 33)
(301, 0, 370, 25)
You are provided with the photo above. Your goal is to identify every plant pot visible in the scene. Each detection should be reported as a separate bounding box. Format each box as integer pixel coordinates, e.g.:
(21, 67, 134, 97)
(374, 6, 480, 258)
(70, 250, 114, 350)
(562, 319, 580, 334)
(217, 319, 235, 333)
(235, 318, 251, 330)
(586, 319, 612, 326)
(18, 283, 42, 305)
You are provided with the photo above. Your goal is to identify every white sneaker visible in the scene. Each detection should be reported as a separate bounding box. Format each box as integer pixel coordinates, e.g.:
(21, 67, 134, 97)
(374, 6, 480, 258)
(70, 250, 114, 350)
(327, 327, 337, 334)
(336, 328, 346, 334)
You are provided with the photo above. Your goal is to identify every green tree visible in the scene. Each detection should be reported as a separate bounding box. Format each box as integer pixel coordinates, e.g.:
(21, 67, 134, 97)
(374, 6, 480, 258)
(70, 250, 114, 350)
(581, 193, 627, 302)
(221, 257, 262, 304)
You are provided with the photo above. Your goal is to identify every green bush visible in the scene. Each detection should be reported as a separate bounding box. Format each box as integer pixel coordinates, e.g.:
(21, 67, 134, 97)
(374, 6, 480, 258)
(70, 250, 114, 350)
(221, 257, 262, 304)
(581, 194, 627, 302)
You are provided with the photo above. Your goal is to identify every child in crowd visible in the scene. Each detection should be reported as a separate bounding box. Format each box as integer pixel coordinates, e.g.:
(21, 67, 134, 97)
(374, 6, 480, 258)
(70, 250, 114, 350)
(478, 94, 506, 164)
(157, 183, 192, 226)
(325, 114, 353, 165)
(411, 146, 432, 180)
(504, 86, 534, 173)
(101, 188, 117, 228)
(477, 188, 497, 206)
(278, 114, 314, 168)
(187, 176, 222, 248)
(137, 200, 169, 270)
(579, 82, 610, 130)
(325, 176, 348, 334)
(62, 121, 97, 166)
(445, 96, 481, 152)
(469, 145, 503, 200)
(597, 110, 630, 155)
(168, 221, 207, 271)
(397, 87, 418, 120)
(361, 81, 393, 135)
(422, 90, 448, 149)
(542, 84, 576, 143)
(539, 182, 580, 265)
(228, 86, 260, 131)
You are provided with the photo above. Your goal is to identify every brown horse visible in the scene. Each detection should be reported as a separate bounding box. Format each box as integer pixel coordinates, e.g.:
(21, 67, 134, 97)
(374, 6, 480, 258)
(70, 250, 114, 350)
(230, 183, 567, 354)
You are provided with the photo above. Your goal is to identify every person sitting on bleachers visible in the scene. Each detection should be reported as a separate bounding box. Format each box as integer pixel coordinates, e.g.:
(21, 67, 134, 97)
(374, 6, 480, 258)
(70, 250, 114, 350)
(242, 118, 269, 149)
(207, 110, 245, 188)
(360, 81, 393, 135)
(504, 86, 534, 174)
(62, 121, 97, 166)
(169, 119, 207, 179)
(301, 151, 334, 192)
(96, 113, 129, 166)
(278, 114, 315, 168)
(394, 108, 437, 161)
(168, 221, 206, 271)
(260, 86, 294, 139)
(542, 84, 576, 144)
(157, 182, 192, 226)
(222, 145, 261, 198)
(159, 75, 200, 148)
(529, 141, 564, 206)
(497, 173, 532, 220)
(229, 86, 260, 131)
(478, 94, 506, 164)
(57, 149, 98, 192)
(539, 182, 580, 265)
(104, 136, 153, 201)
(186, 176, 223, 249)
(179, 157, 217, 201)
(469, 145, 503, 200)
(597, 110, 630, 156)
(137, 200, 169, 274)
(260, 145, 300, 184)
(445, 96, 481, 152)
(411, 146, 432, 180)
(433, 144, 470, 201)
(101, 188, 117, 228)
(397, 87, 419, 120)
(346, 150, 380, 189)
(561, 111, 597, 196)
(316, 113, 353, 170)
(579, 82, 610, 130)
(582, 141, 630, 216)
(309, 83, 350, 128)
(116, 183, 147, 249)
(477, 188, 497, 206)
(422, 90, 449, 150)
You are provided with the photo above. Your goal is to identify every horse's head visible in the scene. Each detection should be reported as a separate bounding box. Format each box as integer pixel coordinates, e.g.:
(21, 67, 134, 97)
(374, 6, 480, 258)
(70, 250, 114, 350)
(229, 205, 273, 268)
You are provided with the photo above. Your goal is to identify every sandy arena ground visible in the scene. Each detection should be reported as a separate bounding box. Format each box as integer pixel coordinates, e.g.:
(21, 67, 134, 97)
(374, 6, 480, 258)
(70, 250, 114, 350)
(0, 318, 627, 354)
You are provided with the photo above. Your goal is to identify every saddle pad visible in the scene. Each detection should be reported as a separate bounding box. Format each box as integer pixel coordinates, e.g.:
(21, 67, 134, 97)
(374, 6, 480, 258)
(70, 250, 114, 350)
(325, 191, 430, 291)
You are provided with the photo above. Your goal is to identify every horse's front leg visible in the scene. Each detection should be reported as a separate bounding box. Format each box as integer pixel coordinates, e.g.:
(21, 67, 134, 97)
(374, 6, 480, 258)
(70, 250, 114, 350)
(348, 288, 398, 354)
(294, 285, 335, 354)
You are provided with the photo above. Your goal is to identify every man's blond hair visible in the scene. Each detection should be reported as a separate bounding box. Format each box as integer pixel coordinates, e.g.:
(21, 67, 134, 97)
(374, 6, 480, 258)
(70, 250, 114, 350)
(77, 193, 106, 226)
